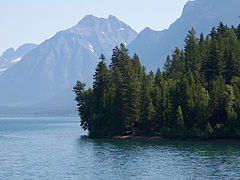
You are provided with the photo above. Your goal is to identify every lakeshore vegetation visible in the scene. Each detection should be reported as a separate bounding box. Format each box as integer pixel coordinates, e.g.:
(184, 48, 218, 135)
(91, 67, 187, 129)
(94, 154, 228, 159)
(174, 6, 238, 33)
(74, 23, 240, 139)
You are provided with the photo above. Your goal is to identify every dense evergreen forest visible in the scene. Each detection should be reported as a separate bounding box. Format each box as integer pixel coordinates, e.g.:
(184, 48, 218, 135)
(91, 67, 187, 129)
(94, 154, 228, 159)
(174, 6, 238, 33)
(74, 23, 240, 139)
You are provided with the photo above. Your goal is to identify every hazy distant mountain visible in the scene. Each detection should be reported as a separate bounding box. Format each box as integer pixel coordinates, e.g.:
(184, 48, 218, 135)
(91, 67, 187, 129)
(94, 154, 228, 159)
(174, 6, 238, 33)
(128, 0, 240, 71)
(0, 15, 137, 107)
(0, 43, 37, 75)
(1, 0, 239, 116)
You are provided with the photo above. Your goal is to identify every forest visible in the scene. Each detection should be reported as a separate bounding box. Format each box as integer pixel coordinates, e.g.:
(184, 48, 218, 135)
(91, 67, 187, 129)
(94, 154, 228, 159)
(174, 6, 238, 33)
(74, 23, 240, 139)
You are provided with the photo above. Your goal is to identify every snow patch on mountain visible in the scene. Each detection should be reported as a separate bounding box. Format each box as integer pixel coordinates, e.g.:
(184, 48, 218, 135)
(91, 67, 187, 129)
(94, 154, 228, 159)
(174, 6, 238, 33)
(0, 68, 7, 72)
(0, 43, 37, 75)
(11, 57, 22, 64)
(88, 44, 94, 53)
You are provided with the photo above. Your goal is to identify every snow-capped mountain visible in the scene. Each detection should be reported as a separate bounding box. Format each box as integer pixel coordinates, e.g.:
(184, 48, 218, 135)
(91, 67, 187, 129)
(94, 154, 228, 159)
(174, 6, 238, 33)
(1, 0, 239, 116)
(0, 15, 137, 107)
(0, 43, 37, 75)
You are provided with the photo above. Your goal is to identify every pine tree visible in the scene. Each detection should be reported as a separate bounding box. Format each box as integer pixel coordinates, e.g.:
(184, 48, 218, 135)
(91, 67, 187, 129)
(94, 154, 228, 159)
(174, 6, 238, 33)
(92, 54, 111, 137)
(236, 24, 240, 40)
(73, 81, 94, 132)
(225, 85, 238, 136)
(110, 44, 142, 135)
(170, 47, 183, 79)
(111, 66, 125, 135)
(175, 106, 184, 138)
(151, 68, 163, 135)
(164, 55, 172, 73)
(225, 30, 240, 82)
(203, 27, 220, 82)
(139, 72, 156, 136)
(184, 28, 201, 73)
(161, 79, 172, 136)
(208, 77, 228, 130)
(217, 22, 228, 37)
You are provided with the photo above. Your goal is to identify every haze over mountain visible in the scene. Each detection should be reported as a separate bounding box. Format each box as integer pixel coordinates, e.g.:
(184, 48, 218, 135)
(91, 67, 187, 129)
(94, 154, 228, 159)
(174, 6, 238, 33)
(0, 15, 137, 108)
(0, 43, 37, 75)
(128, 0, 240, 71)
(0, 0, 239, 116)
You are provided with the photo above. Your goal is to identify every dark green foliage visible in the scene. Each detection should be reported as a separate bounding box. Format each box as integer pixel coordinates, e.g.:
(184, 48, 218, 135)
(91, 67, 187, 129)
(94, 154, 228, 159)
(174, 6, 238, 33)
(174, 106, 184, 138)
(74, 23, 240, 139)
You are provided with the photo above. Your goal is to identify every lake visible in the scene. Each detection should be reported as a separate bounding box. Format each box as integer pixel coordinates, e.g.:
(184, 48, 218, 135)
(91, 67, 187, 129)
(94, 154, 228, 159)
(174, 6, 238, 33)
(0, 117, 240, 179)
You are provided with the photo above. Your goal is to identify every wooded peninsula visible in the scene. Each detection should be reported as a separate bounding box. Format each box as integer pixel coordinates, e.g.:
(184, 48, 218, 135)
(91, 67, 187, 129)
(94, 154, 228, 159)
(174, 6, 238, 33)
(74, 23, 240, 140)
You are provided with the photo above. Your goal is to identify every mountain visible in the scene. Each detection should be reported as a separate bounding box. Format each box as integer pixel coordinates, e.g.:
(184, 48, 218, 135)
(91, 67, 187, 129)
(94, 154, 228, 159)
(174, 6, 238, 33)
(128, 0, 240, 71)
(0, 43, 37, 75)
(0, 15, 137, 107)
(1, 0, 239, 116)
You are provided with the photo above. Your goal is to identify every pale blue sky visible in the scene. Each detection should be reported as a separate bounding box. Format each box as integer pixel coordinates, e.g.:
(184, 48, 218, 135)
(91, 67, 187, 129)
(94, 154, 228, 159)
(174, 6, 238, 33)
(0, 0, 189, 55)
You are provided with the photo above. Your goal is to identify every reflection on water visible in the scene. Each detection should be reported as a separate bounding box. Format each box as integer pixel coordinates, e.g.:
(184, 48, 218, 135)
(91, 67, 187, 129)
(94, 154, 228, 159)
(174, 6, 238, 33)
(0, 117, 240, 179)
(79, 139, 240, 179)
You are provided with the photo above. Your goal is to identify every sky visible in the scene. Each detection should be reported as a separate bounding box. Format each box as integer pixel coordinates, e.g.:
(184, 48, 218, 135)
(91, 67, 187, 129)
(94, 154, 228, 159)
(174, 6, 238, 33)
(0, 0, 189, 55)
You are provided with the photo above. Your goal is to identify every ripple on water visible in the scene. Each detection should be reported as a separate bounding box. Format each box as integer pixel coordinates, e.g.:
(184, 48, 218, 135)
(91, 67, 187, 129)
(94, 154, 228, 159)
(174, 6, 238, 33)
(0, 117, 240, 179)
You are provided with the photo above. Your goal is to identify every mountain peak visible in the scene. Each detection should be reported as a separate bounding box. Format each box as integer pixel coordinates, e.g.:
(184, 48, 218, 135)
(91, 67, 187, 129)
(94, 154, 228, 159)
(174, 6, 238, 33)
(0, 13, 138, 106)
(142, 27, 152, 33)
(77, 14, 120, 25)
(67, 14, 137, 40)
(108, 15, 118, 21)
(139, 27, 161, 37)
(1, 48, 15, 58)
(128, 0, 240, 72)
(83, 14, 97, 20)
(77, 15, 98, 25)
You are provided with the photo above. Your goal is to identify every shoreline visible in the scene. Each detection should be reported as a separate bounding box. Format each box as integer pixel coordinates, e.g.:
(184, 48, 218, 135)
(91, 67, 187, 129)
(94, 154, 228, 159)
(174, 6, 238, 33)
(81, 135, 240, 142)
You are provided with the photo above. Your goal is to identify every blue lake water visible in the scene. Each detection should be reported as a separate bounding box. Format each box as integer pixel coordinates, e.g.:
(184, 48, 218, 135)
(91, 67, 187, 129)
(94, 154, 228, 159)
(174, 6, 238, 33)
(0, 117, 240, 179)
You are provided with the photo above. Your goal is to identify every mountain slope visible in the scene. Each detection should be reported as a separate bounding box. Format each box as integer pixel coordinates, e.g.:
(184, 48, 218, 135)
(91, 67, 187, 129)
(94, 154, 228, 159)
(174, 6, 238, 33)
(0, 15, 137, 106)
(0, 43, 37, 75)
(128, 0, 240, 71)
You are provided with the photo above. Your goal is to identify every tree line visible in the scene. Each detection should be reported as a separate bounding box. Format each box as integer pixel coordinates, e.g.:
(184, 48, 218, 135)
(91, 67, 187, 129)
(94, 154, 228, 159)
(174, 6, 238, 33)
(74, 23, 240, 139)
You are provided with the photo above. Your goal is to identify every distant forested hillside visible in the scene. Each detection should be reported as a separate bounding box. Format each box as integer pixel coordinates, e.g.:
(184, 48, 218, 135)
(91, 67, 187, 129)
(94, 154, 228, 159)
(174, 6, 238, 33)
(74, 23, 240, 139)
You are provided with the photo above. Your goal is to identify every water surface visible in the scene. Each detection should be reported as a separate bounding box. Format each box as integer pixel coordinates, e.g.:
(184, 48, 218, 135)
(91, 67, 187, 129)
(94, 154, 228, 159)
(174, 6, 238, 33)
(0, 117, 240, 179)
